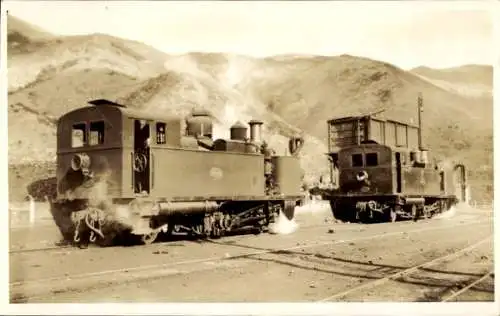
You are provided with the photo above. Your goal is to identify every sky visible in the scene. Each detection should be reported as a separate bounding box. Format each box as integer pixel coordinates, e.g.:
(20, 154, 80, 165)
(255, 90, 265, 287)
(4, 1, 496, 70)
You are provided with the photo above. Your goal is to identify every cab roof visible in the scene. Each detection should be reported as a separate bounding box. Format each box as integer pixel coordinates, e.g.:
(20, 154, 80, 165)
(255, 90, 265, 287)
(59, 99, 181, 123)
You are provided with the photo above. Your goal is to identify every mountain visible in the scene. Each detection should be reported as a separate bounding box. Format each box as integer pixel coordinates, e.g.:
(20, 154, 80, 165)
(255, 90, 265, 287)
(7, 13, 54, 53)
(411, 65, 493, 98)
(7, 13, 168, 162)
(7, 15, 493, 203)
(182, 52, 492, 179)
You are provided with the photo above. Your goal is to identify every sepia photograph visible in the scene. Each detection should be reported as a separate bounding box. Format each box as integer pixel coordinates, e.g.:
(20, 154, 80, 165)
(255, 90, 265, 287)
(1, 0, 497, 315)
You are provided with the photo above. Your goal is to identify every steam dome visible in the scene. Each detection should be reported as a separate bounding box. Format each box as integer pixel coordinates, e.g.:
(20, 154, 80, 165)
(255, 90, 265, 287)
(230, 121, 248, 141)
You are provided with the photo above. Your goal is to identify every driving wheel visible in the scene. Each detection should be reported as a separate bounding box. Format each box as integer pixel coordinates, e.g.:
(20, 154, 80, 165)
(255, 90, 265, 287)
(390, 208, 398, 222)
(133, 153, 148, 172)
(411, 204, 418, 222)
(141, 231, 159, 245)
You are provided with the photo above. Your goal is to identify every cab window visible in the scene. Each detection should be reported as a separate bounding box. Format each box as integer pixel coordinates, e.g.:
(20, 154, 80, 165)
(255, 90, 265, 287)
(351, 153, 363, 167)
(366, 153, 378, 166)
(89, 121, 105, 145)
(156, 122, 166, 144)
(72, 123, 86, 148)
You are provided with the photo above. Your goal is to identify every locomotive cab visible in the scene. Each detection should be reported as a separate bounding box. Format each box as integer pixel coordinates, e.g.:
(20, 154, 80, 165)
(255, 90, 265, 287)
(324, 108, 429, 196)
(55, 99, 183, 200)
(337, 142, 393, 195)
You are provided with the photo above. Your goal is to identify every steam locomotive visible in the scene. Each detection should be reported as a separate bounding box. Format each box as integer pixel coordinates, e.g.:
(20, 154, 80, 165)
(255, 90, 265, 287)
(321, 94, 468, 223)
(50, 99, 306, 246)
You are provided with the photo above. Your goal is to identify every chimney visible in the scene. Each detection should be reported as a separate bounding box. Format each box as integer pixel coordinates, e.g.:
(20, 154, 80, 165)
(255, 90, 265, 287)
(248, 119, 264, 144)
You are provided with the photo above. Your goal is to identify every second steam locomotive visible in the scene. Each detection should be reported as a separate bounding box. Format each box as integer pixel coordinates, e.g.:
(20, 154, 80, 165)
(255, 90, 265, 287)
(320, 95, 468, 223)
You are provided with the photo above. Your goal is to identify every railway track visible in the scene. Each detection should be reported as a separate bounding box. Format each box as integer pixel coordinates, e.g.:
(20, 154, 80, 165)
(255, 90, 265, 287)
(8, 221, 335, 255)
(317, 235, 493, 302)
(440, 270, 495, 302)
(10, 219, 490, 303)
(9, 244, 73, 255)
(9, 210, 481, 255)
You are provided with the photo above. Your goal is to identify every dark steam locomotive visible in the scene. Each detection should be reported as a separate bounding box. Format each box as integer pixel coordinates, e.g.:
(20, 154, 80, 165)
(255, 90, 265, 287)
(50, 99, 305, 246)
(321, 94, 468, 223)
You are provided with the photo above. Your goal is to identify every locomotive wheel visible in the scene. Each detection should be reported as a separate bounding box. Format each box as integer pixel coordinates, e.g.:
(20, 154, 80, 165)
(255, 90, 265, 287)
(330, 200, 349, 222)
(141, 231, 159, 245)
(411, 205, 418, 222)
(329, 200, 340, 220)
(283, 200, 296, 221)
(159, 223, 173, 237)
(439, 200, 447, 213)
(50, 201, 81, 242)
(423, 206, 431, 219)
(390, 208, 398, 222)
(253, 225, 263, 235)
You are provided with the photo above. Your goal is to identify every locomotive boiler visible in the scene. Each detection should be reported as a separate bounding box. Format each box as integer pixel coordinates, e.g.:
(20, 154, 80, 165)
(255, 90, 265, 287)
(321, 94, 468, 223)
(50, 99, 305, 246)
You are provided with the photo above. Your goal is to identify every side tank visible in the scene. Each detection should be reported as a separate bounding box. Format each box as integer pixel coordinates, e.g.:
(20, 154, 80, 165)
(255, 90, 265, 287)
(271, 156, 303, 196)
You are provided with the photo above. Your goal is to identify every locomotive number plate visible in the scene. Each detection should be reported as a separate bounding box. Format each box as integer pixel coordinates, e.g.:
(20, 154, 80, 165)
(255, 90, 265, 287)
(209, 167, 224, 180)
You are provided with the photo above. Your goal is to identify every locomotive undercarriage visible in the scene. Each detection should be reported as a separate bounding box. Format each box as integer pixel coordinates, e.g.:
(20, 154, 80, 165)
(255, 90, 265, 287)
(328, 195, 458, 224)
(50, 198, 297, 247)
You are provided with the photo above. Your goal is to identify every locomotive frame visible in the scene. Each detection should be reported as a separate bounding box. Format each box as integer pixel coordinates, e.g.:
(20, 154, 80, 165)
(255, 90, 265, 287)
(321, 94, 469, 223)
(50, 99, 306, 247)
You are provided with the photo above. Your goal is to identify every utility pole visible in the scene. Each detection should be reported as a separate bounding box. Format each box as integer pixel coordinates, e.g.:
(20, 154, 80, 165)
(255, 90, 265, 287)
(417, 92, 424, 150)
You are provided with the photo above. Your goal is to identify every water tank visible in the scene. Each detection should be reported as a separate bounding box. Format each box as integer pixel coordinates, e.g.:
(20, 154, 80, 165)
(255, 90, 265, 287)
(230, 121, 248, 141)
(186, 108, 213, 139)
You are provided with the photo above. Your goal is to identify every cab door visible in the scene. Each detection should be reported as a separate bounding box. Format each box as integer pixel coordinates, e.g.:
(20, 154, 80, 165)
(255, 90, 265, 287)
(133, 119, 151, 195)
(395, 152, 402, 193)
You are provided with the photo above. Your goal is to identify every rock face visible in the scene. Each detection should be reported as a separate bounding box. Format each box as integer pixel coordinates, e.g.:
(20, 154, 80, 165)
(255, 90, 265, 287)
(7, 14, 493, 202)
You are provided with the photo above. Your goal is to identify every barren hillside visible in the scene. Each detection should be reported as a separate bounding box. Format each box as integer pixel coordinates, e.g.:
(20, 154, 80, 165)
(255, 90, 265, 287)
(7, 15, 493, 202)
(7, 14, 54, 54)
(411, 65, 493, 98)
(7, 13, 168, 162)
(185, 53, 492, 185)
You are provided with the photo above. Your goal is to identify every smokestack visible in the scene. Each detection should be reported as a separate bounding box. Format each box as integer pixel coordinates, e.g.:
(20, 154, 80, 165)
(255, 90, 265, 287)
(248, 119, 264, 144)
(417, 93, 424, 150)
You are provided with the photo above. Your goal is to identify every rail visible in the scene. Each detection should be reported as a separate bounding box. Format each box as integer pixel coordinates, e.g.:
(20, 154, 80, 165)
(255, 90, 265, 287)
(318, 235, 493, 302)
(441, 270, 494, 302)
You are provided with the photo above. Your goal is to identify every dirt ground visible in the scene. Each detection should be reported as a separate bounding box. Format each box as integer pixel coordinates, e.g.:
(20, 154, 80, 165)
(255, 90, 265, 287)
(9, 202, 494, 303)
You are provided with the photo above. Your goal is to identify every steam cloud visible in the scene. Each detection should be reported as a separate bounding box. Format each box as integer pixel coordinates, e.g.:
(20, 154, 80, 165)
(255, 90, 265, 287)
(86, 172, 138, 232)
(268, 210, 299, 235)
(63, 170, 137, 243)
(433, 201, 480, 220)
